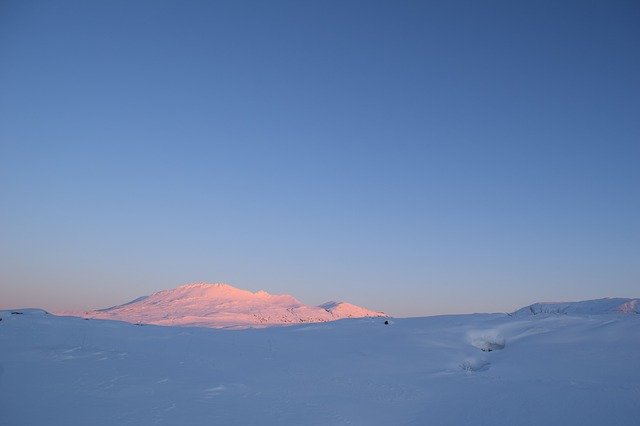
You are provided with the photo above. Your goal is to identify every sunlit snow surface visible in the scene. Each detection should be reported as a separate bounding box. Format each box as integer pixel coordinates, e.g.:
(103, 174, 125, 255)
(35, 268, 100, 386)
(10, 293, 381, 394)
(65, 283, 386, 328)
(1, 309, 639, 425)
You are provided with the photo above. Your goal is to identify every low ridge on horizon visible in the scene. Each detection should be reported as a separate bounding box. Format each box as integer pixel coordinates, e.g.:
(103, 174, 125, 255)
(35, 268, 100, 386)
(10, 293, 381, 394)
(69, 282, 387, 329)
(55, 285, 640, 330)
(513, 297, 640, 316)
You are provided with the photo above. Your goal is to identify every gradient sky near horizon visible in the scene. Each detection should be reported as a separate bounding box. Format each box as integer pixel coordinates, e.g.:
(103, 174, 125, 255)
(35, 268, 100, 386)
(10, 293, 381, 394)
(1, 0, 638, 316)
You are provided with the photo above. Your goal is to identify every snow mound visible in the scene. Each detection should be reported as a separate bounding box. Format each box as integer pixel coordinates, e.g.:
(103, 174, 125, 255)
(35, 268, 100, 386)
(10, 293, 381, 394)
(459, 357, 491, 372)
(513, 298, 640, 316)
(468, 329, 506, 352)
(66, 283, 386, 328)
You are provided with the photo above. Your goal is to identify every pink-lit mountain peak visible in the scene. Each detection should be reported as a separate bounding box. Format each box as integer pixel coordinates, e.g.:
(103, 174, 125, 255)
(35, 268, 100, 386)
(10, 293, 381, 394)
(78, 282, 385, 329)
(151, 282, 280, 301)
(145, 282, 304, 306)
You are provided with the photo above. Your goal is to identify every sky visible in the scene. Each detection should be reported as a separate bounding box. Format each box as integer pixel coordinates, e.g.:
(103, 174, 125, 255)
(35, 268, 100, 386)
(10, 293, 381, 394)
(1, 0, 638, 317)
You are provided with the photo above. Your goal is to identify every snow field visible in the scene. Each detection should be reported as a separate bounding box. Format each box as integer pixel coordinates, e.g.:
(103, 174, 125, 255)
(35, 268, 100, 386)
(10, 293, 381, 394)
(1, 309, 638, 425)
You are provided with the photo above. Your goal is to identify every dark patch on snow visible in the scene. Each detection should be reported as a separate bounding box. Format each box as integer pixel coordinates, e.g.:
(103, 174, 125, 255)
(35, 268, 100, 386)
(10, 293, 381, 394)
(470, 335, 506, 352)
(480, 341, 505, 352)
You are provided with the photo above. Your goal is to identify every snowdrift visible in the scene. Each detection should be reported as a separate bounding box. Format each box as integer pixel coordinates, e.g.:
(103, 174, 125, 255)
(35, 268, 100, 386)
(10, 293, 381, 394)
(1, 307, 638, 425)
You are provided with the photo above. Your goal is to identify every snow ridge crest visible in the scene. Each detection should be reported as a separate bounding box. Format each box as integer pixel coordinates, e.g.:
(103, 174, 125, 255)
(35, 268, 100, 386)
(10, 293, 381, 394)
(513, 297, 640, 316)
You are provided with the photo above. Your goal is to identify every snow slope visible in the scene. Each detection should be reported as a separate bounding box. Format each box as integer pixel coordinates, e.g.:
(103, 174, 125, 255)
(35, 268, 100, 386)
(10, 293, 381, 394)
(1, 307, 639, 425)
(513, 297, 640, 315)
(67, 283, 386, 328)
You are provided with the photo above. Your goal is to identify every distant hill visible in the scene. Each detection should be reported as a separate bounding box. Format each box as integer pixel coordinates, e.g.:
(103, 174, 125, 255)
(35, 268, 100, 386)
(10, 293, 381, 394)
(66, 283, 386, 328)
(513, 298, 639, 316)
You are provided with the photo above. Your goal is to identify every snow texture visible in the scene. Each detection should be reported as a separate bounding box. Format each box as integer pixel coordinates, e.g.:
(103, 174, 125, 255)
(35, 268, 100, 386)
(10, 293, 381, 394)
(1, 302, 639, 425)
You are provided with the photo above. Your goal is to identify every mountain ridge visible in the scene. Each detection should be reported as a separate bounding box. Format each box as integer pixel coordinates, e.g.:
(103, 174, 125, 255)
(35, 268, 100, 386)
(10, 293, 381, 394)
(513, 297, 640, 316)
(71, 282, 386, 329)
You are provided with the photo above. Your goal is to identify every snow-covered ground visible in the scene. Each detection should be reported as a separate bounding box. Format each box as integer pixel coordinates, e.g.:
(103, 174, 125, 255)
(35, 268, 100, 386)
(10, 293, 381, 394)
(1, 305, 638, 425)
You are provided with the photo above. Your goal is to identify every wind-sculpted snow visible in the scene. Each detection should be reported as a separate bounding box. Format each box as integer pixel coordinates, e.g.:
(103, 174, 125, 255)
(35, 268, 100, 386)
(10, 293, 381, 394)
(67, 283, 386, 328)
(513, 297, 640, 315)
(1, 308, 638, 425)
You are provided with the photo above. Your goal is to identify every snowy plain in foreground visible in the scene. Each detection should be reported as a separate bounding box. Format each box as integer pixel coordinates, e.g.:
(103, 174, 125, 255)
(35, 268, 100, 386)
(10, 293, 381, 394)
(1, 307, 639, 425)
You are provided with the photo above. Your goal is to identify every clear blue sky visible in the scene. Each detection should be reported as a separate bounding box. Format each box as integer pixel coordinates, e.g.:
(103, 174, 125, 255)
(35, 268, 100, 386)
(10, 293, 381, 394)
(1, 0, 638, 316)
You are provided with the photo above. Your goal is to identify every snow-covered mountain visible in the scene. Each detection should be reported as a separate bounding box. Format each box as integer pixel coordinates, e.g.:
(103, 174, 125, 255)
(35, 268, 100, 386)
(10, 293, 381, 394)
(71, 283, 386, 328)
(513, 297, 640, 316)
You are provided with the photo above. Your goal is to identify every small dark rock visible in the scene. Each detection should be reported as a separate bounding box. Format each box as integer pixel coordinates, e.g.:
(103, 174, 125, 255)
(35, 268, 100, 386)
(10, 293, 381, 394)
(384, 320, 389, 325)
